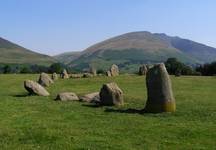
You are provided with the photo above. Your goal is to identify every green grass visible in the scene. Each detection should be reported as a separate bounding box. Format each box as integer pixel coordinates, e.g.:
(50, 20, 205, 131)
(0, 74, 215, 149)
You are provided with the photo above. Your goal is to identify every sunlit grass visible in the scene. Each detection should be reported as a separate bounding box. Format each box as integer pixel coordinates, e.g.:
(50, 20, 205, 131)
(0, 74, 215, 149)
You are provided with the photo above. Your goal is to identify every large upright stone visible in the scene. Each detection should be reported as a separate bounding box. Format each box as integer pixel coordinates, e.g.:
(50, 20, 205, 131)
(139, 65, 148, 75)
(24, 80, 50, 96)
(144, 63, 176, 113)
(38, 72, 54, 87)
(89, 66, 97, 76)
(52, 72, 58, 81)
(61, 69, 69, 79)
(106, 71, 112, 77)
(100, 82, 124, 106)
(110, 64, 119, 76)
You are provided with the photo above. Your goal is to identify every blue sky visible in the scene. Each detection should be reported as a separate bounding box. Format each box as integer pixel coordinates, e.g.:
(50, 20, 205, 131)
(1, 0, 216, 55)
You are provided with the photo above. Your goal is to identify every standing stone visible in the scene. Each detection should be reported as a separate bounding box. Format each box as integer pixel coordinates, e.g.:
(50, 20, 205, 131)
(146, 64, 153, 71)
(89, 66, 97, 76)
(38, 72, 54, 87)
(100, 82, 124, 106)
(106, 71, 112, 77)
(139, 65, 148, 75)
(144, 63, 176, 113)
(110, 64, 119, 76)
(61, 69, 69, 79)
(52, 72, 58, 81)
(55, 92, 79, 101)
(24, 80, 50, 96)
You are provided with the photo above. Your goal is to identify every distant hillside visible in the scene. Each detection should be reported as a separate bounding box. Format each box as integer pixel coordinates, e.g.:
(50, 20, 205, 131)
(151, 33, 216, 63)
(60, 31, 216, 72)
(0, 37, 56, 65)
(54, 51, 81, 64)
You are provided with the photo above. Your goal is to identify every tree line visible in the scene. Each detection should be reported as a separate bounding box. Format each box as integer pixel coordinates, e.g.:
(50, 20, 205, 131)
(1, 58, 216, 76)
(164, 58, 200, 76)
(165, 58, 216, 76)
(196, 62, 216, 76)
(0, 63, 70, 74)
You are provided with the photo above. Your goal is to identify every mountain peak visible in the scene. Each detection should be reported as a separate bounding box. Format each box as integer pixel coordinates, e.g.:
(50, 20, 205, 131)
(56, 31, 216, 72)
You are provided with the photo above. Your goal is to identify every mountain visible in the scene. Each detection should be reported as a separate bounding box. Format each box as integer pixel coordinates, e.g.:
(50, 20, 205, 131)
(54, 51, 81, 64)
(0, 37, 56, 65)
(56, 31, 216, 72)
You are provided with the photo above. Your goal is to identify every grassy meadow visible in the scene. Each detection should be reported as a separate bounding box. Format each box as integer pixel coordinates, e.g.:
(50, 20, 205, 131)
(0, 74, 215, 149)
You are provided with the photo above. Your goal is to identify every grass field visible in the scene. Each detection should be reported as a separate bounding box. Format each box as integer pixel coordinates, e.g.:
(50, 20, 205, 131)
(0, 74, 215, 149)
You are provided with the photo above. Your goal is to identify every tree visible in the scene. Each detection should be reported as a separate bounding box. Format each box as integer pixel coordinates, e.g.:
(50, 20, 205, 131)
(49, 63, 65, 73)
(196, 62, 216, 76)
(0, 64, 4, 73)
(97, 69, 105, 74)
(165, 58, 194, 75)
(3, 65, 12, 73)
(20, 66, 32, 73)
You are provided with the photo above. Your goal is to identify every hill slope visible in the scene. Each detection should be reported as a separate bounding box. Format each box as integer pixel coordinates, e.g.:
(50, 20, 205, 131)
(54, 51, 81, 64)
(57, 31, 216, 72)
(0, 37, 56, 65)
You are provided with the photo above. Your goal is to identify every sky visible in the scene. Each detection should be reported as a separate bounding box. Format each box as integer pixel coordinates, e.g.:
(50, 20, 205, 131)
(1, 0, 216, 55)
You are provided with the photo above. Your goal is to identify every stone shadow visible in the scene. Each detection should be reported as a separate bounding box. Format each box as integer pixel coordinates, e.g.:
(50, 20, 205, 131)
(81, 103, 102, 108)
(104, 108, 145, 114)
(12, 93, 31, 97)
(82, 103, 147, 114)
